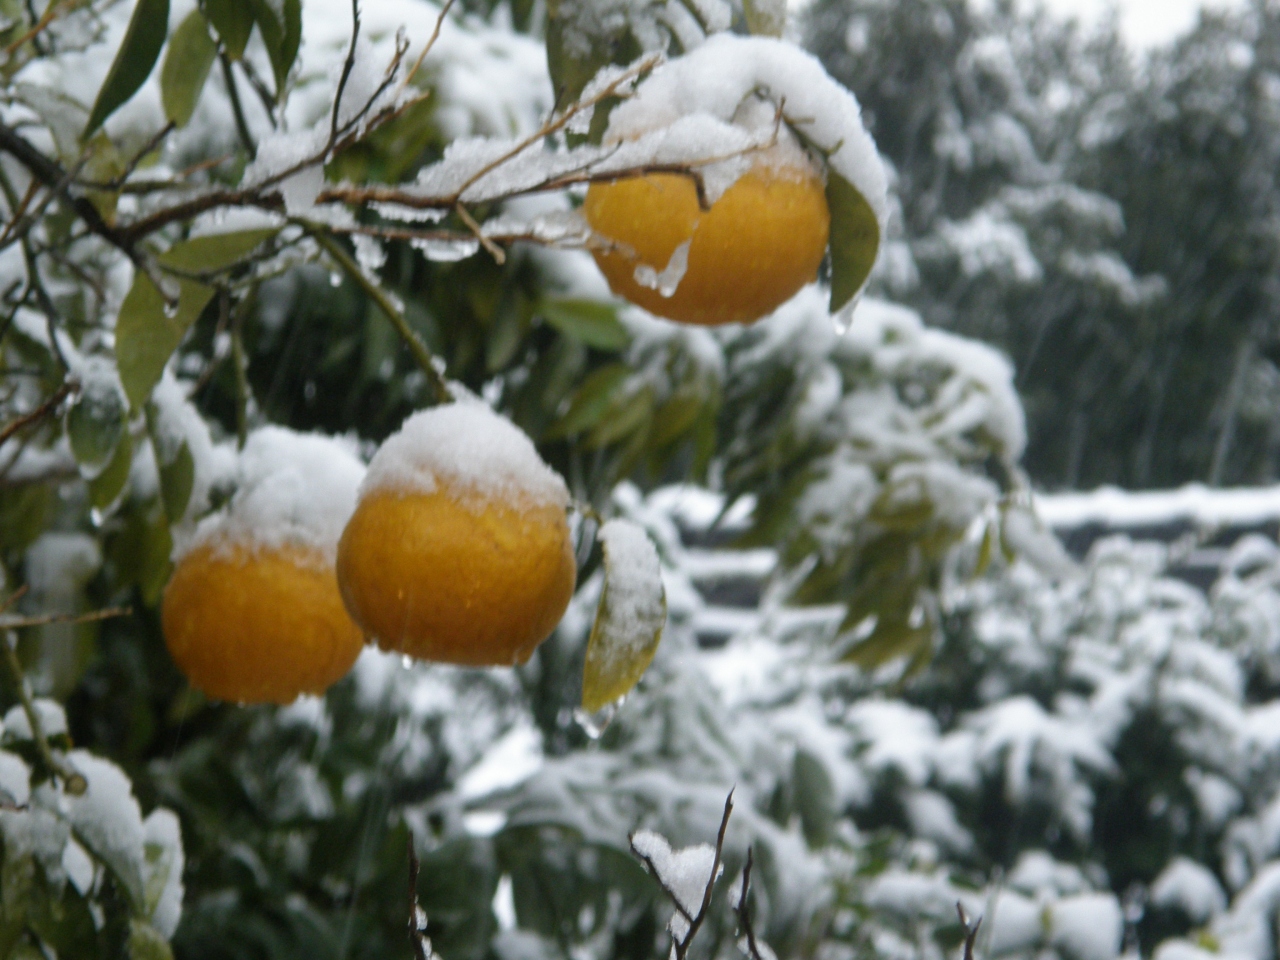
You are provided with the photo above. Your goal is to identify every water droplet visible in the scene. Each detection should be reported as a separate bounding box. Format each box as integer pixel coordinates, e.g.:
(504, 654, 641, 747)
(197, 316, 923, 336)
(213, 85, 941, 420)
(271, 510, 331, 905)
(573, 698, 624, 739)
(90, 508, 105, 527)
(329, 271, 343, 287)
(162, 298, 180, 319)
(830, 304, 856, 337)
(400, 655, 414, 669)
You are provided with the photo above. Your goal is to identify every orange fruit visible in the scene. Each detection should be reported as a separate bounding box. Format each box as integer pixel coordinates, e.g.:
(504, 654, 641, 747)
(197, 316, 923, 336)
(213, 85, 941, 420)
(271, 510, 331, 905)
(162, 543, 364, 704)
(335, 404, 576, 667)
(583, 159, 830, 326)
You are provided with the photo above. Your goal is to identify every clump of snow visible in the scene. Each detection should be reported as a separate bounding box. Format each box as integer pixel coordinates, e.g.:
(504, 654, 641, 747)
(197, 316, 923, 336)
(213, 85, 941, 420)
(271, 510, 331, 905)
(183, 426, 365, 564)
(3, 699, 69, 740)
(631, 828, 721, 933)
(361, 402, 569, 510)
(23, 532, 102, 595)
(593, 519, 666, 670)
(0, 750, 31, 808)
(1048, 892, 1124, 960)
(1152, 857, 1228, 922)
(64, 749, 147, 905)
(606, 33, 887, 222)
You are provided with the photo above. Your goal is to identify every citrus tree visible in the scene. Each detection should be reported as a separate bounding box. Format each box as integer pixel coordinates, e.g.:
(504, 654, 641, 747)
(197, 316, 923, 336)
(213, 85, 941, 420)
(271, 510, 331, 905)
(0, 0, 1027, 956)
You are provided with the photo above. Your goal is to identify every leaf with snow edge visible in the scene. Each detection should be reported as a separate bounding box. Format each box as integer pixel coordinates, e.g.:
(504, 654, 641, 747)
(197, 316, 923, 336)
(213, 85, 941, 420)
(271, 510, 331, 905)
(161, 9, 217, 127)
(582, 519, 666, 713)
(88, 431, 133, 512)
(840, 617, 932, 670)
(537, 298, 629, 351)
(547, 363, 632, 438)
(63, 751, 147, 910)
(66, 375, 126, 473)
(141, 810, 183, 938)
(826, 172, 881, 314)
(116, 229, 277, 410)
(202, 0, 253, 59)
(83, 0, 171, 137)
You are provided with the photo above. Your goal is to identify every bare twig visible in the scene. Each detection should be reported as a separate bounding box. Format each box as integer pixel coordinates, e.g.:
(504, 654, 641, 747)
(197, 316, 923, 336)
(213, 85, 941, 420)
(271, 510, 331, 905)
(454, 202, 505, 264)
(331, 0, 363, 146)
(22, 238, 69, 371)
(632, 789, 736, 960)
(408, 839, 434, 960)
(956, 902, 982, 960)
(735, 847, 768, 960)
(0, 378, 77, 447)
(401, 0, 458, 92)
(2, 0, 78, 57)
(0, 605, 131, 630)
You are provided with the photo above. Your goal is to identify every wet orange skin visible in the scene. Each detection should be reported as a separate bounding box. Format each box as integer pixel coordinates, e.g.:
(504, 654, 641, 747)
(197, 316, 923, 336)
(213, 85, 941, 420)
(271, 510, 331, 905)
(335, 486, 577, 667)
(583, 164, 830, 326)
(162, 543, 365, 704)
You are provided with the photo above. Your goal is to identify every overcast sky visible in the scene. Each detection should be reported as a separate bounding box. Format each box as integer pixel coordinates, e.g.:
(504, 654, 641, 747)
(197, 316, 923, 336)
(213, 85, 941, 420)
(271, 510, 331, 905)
(1036, 0, 1245, 47)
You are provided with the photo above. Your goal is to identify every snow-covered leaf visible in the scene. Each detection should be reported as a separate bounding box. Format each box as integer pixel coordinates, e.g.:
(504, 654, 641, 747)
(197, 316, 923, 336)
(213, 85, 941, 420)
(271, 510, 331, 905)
(582, 520, 666, 713)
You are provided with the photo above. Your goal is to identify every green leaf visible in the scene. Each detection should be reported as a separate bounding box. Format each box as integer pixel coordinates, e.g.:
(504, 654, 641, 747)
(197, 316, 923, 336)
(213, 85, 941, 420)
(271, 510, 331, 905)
(88, 431, 134, 511)
(249, 0, 301, 96)
(0, 484, 53, 555)
(202, 0, 253, 59)
(547, 363, 631, 438)
(160, 10, 217, 127)
(743, 0, 786, 36)
(127, 919, 174, 960)
(974, 522, 994, 578)
(840, 617, 932, 669)
(585, 385, 652, 449)
(155, 437, 194, 524)
(649, 389, 704, 448)
(537, 298, 629, 351)
(793, 749, 836, 847)
(84, 0, 171, 137)
(66, 378, 127, 471)
(826, 172, 881, 314)
(115, 229, 277, 409)
(581, 519, 666, 713)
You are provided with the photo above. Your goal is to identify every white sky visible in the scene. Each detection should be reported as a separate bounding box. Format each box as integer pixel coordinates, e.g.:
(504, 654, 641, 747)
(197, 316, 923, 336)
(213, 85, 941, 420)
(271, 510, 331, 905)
(1036, 0, 1246, 48)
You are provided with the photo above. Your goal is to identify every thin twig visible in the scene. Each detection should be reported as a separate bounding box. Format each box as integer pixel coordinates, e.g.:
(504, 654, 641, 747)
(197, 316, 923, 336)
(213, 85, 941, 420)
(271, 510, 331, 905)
(735, 847, 768, 960)
(632, 789, 736, 960)
(2, 0, 77, 56)
(408, 838, 434, 960)
(956, 903, 982, 960)
(0, 379, 77, 447)
(308, 227, 451, 405)
(454, 202, 505, 264)
(331, 0, 363, 147)
(22, 238, 69, 371)
(0, 605, 131, 630)
(400, 0, 458, 92)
